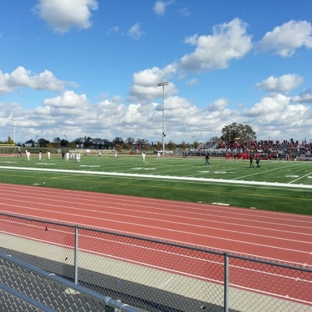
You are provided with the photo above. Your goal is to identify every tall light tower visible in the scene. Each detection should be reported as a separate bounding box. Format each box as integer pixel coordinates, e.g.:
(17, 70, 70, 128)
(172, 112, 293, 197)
(157, 81, 169, 155)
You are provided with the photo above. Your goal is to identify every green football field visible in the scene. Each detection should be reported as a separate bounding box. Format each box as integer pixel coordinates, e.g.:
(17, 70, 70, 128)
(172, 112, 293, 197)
(0, 153, 312, 215)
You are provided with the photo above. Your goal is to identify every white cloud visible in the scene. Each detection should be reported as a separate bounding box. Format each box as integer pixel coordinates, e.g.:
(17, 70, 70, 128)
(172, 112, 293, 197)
(292, 85, 312, 104)
(153, 1, 166, 16)
(241, 95, 311, 145)
(256, 74, 303, 94)
(180, 8, 190, 17)
(33, 0, 98, 33)
(258, 20, 312, 57)
(0, 66, 70, 95)
(127, 65, 177, 103)
(180, 18, 252, 71)
(2, 89, 312, 144)
(128, 23, 144, 40)
(153, 0, 174, 16)
(207, 98, 228, 111)
(243, 93, 309, 128)
(107, 26, 119, 34)
(185, 78, 198, 86)
(43, 90, 88, 108)
(244, 94, 289, 118)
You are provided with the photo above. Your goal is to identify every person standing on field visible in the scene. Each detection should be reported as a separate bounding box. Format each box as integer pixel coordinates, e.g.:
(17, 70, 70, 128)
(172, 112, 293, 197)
(205, 153, 210, 165)
(249, 152, 254, 168)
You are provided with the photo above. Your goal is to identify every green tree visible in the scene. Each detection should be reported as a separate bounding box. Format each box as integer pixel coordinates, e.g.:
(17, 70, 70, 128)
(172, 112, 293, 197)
(167, 140, 176, 152)
(93, 138, 103, 149)
(60, 138, 68, 147)
(53, 137, 61, 148)
(25, 139, 35, 147)
(221, 122, 256, 144)
(155, 141, 162, 151)
(193, 140, 200, 150)
(7, 136, 14, 144)
(74, 137, 84, 148)
(136, 138, 148, 150)
(125, 137, 135, 145)
(180, 141, 187, 151)
(102, 139, 112, 149)
(112, 137, 124, 147)
(38, 138, 50, 147)
(83, 136, 93, 148)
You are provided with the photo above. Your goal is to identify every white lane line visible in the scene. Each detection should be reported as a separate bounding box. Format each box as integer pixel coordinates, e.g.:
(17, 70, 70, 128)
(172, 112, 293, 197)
(0, 202, 311, 257)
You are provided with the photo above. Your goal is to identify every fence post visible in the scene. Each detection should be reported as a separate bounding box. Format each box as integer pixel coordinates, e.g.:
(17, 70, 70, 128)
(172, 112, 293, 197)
(224, 253, 229, 312)
(74, 225, 79, 284)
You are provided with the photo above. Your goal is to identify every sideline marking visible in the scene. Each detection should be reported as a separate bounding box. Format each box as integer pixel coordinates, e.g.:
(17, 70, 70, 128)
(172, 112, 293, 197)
(36, 163, 55, 166)
(212, 202, 230, 206)
(0, 161, 17, 164)
(132, 167, 156, 170)
(1, 166, 312, 189)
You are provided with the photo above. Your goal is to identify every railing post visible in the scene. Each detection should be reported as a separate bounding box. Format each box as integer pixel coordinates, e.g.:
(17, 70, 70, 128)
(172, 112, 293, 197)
(74, 225, 79, 284)
(224, 253, 229, 312)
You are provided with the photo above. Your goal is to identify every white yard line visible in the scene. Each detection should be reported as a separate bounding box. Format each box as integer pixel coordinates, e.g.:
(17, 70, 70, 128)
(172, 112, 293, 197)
(233, 162, 301, 180)
(288, 172, 312, 184)
(1, 165, 312, 189)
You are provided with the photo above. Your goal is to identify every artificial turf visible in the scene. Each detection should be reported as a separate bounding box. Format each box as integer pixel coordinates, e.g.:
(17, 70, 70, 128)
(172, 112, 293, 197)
(0, 154, 311, 215)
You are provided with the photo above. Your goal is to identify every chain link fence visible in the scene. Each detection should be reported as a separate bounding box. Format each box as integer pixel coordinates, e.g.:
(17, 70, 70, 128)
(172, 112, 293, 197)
(0, 212, 311, 312)
(0, 251, 139, 312)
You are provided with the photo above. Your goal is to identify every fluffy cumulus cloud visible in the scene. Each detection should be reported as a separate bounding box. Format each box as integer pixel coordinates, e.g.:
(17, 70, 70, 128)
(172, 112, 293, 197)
(3, 13, 312, 143)
(128, 23, 144, 40)
(43, 90, 88, 108)
(244, 94, 290, 119)
(127, 65, 177, 103)
(258, 20, 312, 57)
(206, 98, 228, 112)
(33, 0, 98, 33)
(1, 87, 312, 144)
(0, 66, 69, 95)
(180, 18, 253, 71)
(243, 94, 310, 138)
(153, 0, 174, 16)
(292, 85, 312, 104)
(256, 74, 304, 94)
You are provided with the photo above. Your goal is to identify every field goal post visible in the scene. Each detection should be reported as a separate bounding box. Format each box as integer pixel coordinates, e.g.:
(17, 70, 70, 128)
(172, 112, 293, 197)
(0, 144, 20, 156)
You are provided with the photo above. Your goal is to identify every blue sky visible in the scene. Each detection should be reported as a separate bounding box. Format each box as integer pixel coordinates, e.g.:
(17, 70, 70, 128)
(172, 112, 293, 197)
(1, 0, 312, 144)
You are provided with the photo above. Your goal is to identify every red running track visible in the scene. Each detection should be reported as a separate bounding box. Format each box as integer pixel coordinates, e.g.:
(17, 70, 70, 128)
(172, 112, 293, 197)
(0, 183, 311, 266)
(0, 183, 311, 305)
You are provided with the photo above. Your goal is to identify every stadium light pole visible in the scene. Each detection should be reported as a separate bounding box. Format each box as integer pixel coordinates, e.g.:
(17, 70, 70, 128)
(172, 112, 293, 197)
(13, 121, 15, 145)
(157, 81, 169, 155)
